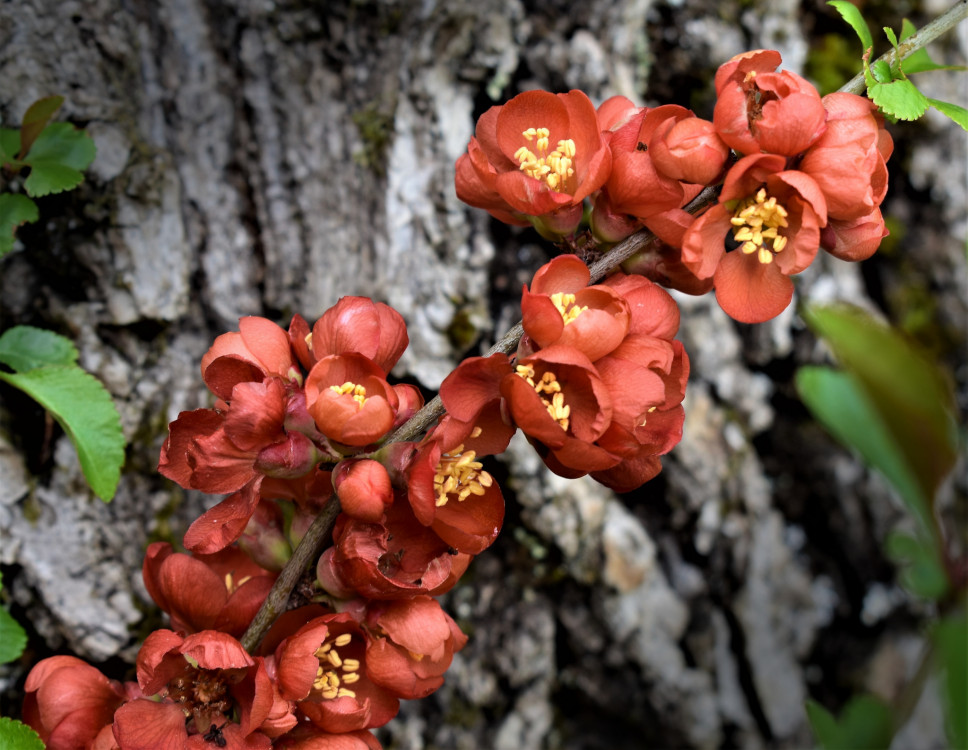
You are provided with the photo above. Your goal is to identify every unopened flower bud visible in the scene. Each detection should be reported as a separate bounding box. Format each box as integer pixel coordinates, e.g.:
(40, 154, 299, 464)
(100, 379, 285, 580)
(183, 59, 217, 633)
(334, 458, 393, 522)
(254, 431, 320, 478)
(650, 117, 729, 186)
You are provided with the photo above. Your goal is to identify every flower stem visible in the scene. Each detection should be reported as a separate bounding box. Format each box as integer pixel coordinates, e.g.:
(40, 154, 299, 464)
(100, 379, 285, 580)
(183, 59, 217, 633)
(840, 0, 968, 96)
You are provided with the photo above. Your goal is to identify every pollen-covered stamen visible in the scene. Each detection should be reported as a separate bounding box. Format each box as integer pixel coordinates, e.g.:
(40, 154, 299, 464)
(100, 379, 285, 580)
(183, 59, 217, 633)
(434, 441, 494, 508)
(729, 187, 789, 265)
(550, 292, 587, 325)
(514, 126, 577, 193)
(223, 572, 252, 594)
(515, 364, 571, 431)
(167, 667, 233, 728)
(313, 632, 360, 700)
(329, 381, 368, 408)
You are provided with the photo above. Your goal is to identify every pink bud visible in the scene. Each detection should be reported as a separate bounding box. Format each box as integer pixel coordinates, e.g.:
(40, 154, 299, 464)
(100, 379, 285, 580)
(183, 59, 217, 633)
(254, 431, 320, 478)
(650, 117, 730, 186)
(334, 459, 393, 522)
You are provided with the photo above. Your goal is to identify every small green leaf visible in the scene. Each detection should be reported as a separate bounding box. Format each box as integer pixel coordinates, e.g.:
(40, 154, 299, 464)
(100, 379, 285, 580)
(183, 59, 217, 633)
(0, 193, 39, 259)
(828, 1, 873, 54)
(19, 95, 64, 158)
(0, 607, 27, 663)
(21, 121, 96, 198)
(933, 615, 968, 750)
(799, 304, 959, 538)
(927, 98, 968, 131)
(0, 325, 79, 371)
(0, 718, 45, 750)
(868, 78, 930, 121)
(806, 696, 894, 750)
(0, 128, 21, 165)
(871, 59, 894, 83)
(0, 365, 124, 501)
(899, 18, 916, 42)
(884, 531, 949, 600)
(883, 26, 899, 49)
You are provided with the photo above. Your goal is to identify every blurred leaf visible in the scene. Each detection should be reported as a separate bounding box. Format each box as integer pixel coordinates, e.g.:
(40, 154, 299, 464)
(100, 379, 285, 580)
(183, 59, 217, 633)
(0, 128, 21, 164)
(927, 99, 968, 131)
(884, 531, 950, 600)
(0, 607, 27, 664)
(883, 26, 899, 49)
(0, 193, 39, 259)
(933, 615, 967, 750)
(806, 695, 894, 749)
(868, 78, 930, 121)
(19, 95, 63, 158)
(0, 325, 79, 371)
(799, 304, 958, 538)
(900, 17, 966, 74)
(0, 365, 124, 501)
(0, 718, 44, 750)
(828, 1, 873, 53)
(22, 121, 96, 197)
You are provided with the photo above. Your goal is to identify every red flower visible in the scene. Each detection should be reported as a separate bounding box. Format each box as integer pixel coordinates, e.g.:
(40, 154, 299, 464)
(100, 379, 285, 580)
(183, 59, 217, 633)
(713, 49, 827, 156)
(304, 354, 401, 448)
(22, 656, 135, 750)
(273, 727, 382, 749)
(649, 115, 730, 186)
(363, 597, 468, 700)
(455, 89, 612, 236)
(142, 542, 277, 637)
(681, 153, 827, 323)
(333, 459, 394, 523)
(521, 255, 631, 362)
(820, 206, 889, 262)
(288, 298, 409, 375)
(113, 630, 293, 748)
(317, 495, 472, 600)
(275, 613, 399, 734)
(200, 316, 301, 402)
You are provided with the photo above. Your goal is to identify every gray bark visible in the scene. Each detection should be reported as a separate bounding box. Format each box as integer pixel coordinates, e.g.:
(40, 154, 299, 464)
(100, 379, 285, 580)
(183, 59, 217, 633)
(1, 1, 965, 748)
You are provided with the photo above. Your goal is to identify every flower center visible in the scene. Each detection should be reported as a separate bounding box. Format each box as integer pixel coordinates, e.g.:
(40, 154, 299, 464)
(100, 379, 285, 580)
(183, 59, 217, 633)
(434, 442, 494, 508)
(313, 632, 361, 700)
(167, 667, 233, 731)
(330, 381, 368, 408)
(729, 188, 789, 265)
(514, 127, 576, 192)
(550, 292, 587, 325)
(516, 364, 570, 431)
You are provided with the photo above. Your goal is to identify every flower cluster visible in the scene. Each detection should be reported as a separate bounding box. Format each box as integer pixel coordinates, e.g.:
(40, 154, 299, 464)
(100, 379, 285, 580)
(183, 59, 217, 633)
(456, 50, 892, 323)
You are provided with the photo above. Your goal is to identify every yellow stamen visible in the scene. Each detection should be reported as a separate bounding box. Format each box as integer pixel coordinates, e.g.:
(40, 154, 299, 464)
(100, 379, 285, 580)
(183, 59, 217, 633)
(434, 441, 494, 508)
(515, 365, 570, 431)
(516, 126, 576, 193)
(312, 633, 359, 700)
(730, 188, 789, 265)
(329, 381, 368, 407)
(223, 572, 253, 594)
(550, 292, 587, 325)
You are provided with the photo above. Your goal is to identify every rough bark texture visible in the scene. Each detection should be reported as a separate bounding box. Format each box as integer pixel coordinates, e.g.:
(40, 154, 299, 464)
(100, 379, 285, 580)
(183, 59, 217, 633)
(0, 1, 965, 748)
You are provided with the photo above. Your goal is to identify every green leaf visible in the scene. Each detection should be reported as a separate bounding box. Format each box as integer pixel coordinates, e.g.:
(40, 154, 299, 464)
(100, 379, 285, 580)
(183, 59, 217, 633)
(933, 615, 968, 750)
(0, 365, 124, 501)
(19, 95, 64, 158)
(899, 18, 966, 75)
(806, 696, 894, 750)
(0, 607, 27, 663)
(799, 304, 959, 538)
(0, 325, 79, 371)
(868, 78, 930, 121)
(0, 128, 21, 165)
(0, 718, 45, 750)
(828, 1, 873, 53)
(927, 98, 968, 131)
(871, 59, 893, 83)
(899, 18, 916, 42)
(22, 121, 96, 198)
(884, 531, 949, 600)
(883, 26, 899, 49)
(796, 367, 930, 531)
(0, 193, 39, 259)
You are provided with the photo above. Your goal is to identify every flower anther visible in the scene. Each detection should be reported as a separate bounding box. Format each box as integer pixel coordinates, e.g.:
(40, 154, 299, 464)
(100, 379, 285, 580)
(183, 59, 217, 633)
(549, 292, 588, 325)
(313, 632, 361, 700)
(434, 441, 494, 508)
(514, 127, 577, 192)
(330, 381, 368, 408)
(167, 667, 233, 724)
(516, 364, 570, 430)
(730, 188, 789, 265)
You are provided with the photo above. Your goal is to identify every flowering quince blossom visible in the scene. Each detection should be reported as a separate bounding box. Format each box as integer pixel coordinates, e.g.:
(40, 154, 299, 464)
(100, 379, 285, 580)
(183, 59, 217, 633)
(455, 89, 612, 237)
(112, 629, 294, 749)
(23, 655, 139, 750)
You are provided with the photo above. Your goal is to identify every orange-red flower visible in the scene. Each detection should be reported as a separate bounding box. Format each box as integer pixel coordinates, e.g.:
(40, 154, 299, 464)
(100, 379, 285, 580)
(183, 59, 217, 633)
(681, 153, 827, 323)
(713, 49, 827, 156)
(455, 89, 612, 236)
